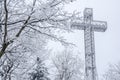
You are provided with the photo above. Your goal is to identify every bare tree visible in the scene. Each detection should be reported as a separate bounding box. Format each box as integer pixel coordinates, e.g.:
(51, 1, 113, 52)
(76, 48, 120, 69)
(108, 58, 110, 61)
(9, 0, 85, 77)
(0, 33, 50, 80)
(29, 57, 50, 80)
(0, 42, 30, 80)
(52, 49, 84, 80)
(0, 59, 15, 80)
(0, 0, 76, 59)
(103, 62, 120, 80)
(0, 0, 78, 79)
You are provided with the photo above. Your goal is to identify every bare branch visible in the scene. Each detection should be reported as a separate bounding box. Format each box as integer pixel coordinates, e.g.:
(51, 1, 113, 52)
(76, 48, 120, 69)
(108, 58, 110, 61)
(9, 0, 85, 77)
(4, 0, 8, 43)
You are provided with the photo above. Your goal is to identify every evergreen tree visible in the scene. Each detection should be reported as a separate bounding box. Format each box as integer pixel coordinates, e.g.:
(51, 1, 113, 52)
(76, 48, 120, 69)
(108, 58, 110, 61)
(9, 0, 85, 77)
(29, 57, 50, 80)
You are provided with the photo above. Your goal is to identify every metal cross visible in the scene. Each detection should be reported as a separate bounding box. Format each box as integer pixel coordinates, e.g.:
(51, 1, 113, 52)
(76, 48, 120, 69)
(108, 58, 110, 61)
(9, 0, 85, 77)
(71, 8, 107, 80)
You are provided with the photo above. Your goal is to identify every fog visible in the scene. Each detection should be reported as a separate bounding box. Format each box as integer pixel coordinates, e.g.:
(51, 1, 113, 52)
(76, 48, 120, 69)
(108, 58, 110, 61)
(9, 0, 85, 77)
(48, 0, 120, 78)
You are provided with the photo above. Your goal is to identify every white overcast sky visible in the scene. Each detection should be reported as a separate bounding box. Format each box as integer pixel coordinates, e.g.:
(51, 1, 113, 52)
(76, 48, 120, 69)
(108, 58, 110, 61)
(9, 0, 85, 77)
(48, 0, 120, 78)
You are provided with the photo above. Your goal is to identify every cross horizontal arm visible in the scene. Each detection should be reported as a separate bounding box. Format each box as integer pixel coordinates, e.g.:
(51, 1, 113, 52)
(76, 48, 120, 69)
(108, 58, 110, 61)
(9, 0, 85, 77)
(71, 21, 85, 30)
(71, 20, 107, 32)
(92, 21, 107, 32)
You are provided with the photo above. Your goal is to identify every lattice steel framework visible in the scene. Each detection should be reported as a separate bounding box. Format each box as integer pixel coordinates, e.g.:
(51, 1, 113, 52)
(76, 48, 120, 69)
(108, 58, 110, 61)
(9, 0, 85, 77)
(71, 8, 107, 80)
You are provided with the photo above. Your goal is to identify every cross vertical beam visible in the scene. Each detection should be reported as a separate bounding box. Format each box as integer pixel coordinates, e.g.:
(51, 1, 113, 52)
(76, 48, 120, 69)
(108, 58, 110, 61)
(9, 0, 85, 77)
(71, 8, 107, 80)
(84, 8, 96, 80)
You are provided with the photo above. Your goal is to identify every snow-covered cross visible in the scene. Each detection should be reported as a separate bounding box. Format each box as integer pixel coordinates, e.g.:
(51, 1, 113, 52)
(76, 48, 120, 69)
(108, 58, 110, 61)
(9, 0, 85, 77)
(71, 8, 107, 80)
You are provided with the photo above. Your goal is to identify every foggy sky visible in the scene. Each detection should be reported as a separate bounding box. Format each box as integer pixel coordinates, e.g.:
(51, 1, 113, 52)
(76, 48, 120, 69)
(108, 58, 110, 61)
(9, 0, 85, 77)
(47, 0, 120, 79)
